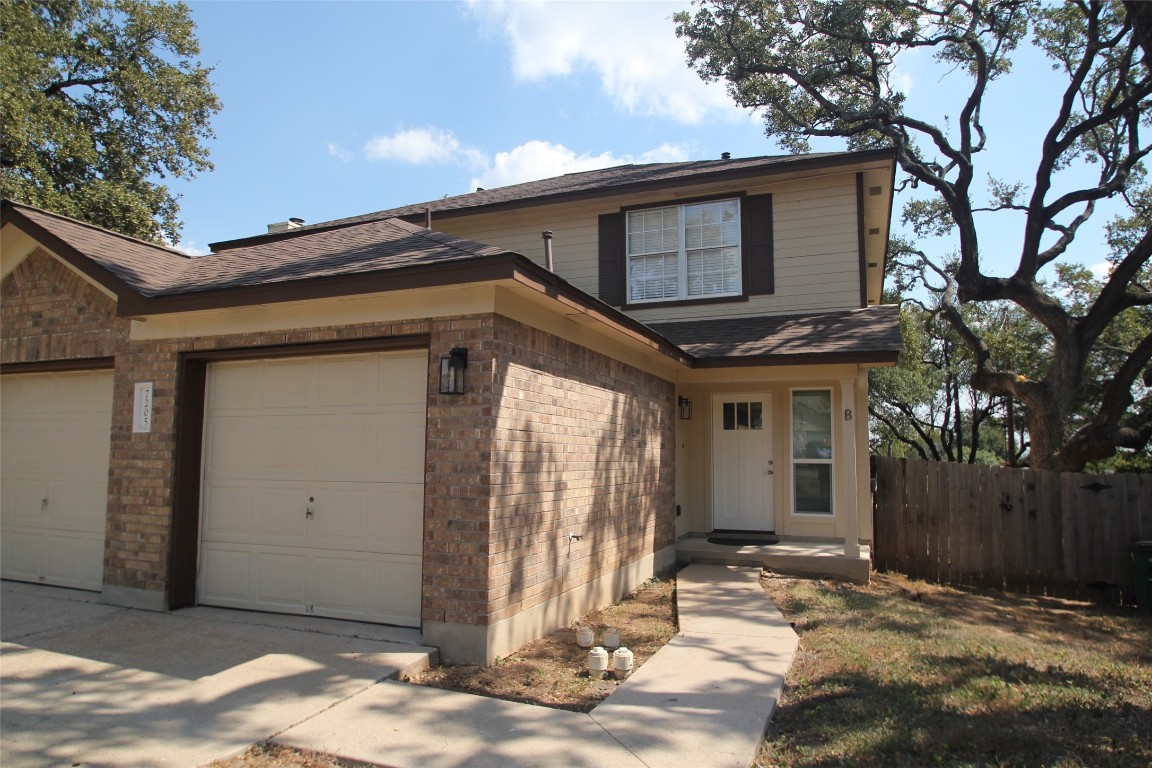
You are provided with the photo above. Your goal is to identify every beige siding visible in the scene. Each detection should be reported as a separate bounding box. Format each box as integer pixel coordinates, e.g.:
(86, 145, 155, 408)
(433, 168, 873, 324)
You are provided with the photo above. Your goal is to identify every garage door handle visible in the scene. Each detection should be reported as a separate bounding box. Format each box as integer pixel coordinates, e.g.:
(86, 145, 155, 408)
(306, 497, 315, 519)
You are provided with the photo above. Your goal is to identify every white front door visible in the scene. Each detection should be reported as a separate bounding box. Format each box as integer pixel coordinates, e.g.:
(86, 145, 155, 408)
(712, 393, 775, 531)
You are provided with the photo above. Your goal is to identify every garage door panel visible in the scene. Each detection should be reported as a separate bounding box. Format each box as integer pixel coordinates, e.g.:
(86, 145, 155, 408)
(40, 532, 104, 588)
(1, 531, 42, 581)
(199, 545, 253, 603)
(368, 556, 422, 625)
(315, 417, 375, 475)
(256, 486, 311, 545)
(200, 483, 256, 541)
(1, 371, 111, 591)
(317, 357, 378, 406)
(204, 364, 261, 412)
(198, 351, 426, 627)
(252, 551, 309, 608)
(1, 478, 47, 524)
(263, 359, 314, 408)
(255, 424, 312, 474)
(311, 555, 367, 615)
(203, 418, 257, 475)
(374, 355, 428, 403)
(48, 480, 108, 533)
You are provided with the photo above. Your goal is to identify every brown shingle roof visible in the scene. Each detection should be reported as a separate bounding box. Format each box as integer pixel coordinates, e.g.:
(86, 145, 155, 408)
(211, 148, 896, 250)
(3, 201, 512, 297)
(649, 306, 902, 364)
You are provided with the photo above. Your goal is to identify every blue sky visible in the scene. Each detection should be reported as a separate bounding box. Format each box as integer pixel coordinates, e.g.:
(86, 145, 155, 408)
(171, 0, 1116, 281)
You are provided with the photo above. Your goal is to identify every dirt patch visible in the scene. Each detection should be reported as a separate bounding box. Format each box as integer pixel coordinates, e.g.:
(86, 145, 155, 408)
(207, 743, 359, 768)
(407, 573, 678, 712)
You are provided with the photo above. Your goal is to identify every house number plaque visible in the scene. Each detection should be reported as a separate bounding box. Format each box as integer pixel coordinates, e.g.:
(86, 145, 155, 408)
(133, 382, 153, 433)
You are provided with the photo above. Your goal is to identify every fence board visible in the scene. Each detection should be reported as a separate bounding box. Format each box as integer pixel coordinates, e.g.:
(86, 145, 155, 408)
(925, 459, 942, 583)
(871, 458, 1149, 605)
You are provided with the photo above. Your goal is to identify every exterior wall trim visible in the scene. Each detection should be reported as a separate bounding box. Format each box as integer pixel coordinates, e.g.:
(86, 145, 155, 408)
(0, 357, 115, 374)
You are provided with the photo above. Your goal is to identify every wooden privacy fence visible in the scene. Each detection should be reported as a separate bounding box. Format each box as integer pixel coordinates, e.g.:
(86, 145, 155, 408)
(871, 457, 1152, 604)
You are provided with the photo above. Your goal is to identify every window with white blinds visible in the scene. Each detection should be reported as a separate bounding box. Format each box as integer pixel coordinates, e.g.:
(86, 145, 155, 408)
(626, 198, 741, 303)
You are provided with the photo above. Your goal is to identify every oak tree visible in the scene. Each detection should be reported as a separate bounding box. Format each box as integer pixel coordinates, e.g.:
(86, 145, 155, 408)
(677, 0, 1151, 470)
(0, 0, 221, 243)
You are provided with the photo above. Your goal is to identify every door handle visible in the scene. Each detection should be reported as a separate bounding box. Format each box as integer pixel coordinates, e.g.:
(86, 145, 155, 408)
(306, 496, 315, 519)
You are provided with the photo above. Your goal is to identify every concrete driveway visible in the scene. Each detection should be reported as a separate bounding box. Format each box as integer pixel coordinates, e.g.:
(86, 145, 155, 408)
(0, 581, 436, 768)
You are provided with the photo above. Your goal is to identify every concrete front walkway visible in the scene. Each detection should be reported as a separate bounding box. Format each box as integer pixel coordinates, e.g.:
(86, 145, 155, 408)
(1, 564, 798, 768)
(276, 564, 799, 768)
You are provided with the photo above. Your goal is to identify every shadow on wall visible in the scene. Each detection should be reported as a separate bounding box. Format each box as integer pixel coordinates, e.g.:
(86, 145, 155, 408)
(490, 319, 675, 623)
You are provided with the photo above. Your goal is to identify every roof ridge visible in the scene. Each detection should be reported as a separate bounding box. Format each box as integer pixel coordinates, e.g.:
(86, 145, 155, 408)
(2, 199, 194, 260)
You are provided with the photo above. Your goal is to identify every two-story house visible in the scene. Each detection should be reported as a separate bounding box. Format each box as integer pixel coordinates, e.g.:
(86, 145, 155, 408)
(0, 148, 900, 663)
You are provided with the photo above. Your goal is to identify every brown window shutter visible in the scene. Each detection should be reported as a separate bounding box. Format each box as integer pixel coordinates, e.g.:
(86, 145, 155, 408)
(744, 194, 774, 296)
(598, 212, 625, 306)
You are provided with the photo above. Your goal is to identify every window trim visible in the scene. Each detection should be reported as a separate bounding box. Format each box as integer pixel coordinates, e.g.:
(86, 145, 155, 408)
(620, 192, 750, 310)
(790, 387, 835, 517)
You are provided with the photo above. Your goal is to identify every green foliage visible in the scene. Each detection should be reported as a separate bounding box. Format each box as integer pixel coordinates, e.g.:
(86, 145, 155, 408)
(677, 0, 1152, 470)
(0, 0, 221, 243)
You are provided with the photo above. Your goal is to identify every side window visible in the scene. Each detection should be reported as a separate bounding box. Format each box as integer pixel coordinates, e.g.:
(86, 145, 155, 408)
(791, 389, 833, 515)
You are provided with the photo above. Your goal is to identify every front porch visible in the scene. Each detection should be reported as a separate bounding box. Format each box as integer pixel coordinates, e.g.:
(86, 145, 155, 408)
(676, 534, 871, 583)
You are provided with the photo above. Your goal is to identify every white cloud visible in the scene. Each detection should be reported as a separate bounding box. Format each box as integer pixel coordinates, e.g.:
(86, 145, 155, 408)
(470, 140, 690, 190)
(465, 0, 741, 124)
(172, 241, 209, 257)
(327, 142, 352, 162)
(364, 127, 486, 167)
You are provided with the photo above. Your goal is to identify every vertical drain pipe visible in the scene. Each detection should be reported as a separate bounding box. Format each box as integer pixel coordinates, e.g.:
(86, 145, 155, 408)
(542, 230, 554, 272)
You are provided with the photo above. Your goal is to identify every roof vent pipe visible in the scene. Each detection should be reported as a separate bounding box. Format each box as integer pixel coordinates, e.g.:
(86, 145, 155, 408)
(425, 207, 432, 230)
(721, 151, 731, 160)
(267, 218, 305, 234)
(542, 230, 554, 272)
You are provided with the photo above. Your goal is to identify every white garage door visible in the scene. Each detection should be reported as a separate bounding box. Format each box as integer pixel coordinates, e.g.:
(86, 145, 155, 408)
(1, 370, 113, 591)
(198, 350, 427, 626)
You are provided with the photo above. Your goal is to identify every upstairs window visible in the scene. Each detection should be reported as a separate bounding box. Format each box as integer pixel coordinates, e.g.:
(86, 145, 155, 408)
(626, 198, 741, 304)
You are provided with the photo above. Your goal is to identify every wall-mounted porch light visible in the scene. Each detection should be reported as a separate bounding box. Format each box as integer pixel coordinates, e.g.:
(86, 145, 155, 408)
(679, 396, 692, 420)
(439, 348, 468, 395)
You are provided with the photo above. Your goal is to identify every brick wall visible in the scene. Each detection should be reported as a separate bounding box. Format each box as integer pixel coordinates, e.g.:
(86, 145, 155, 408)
(1, 249, 129, 362)
(486, 315, 676, 624)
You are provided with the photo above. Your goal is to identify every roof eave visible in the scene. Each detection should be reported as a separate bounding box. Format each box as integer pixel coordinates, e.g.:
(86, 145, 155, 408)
(690, 349, 901, 368)
(115, 252, 526, 317)
(210, 148, 899, 251)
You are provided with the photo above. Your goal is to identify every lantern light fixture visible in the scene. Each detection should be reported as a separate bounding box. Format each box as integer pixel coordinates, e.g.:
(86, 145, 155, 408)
(440, 347, 468, 395)
(678, 396, 692, 420)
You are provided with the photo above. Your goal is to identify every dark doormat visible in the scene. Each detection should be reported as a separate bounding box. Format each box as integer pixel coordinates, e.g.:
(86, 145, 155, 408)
(706, 535, 780, 546)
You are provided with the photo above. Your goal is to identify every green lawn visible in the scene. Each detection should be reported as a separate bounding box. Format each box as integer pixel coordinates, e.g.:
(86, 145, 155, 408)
(759, 572, 1151, 768)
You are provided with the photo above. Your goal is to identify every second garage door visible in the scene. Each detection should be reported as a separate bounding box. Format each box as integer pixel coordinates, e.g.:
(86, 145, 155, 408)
(198, 350, 427, 626)
(0, 370, 113, 591)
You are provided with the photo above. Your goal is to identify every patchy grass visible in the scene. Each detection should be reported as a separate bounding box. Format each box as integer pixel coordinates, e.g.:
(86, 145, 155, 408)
(408, 573, 678, 712)
(759, 572, 1152, 768)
